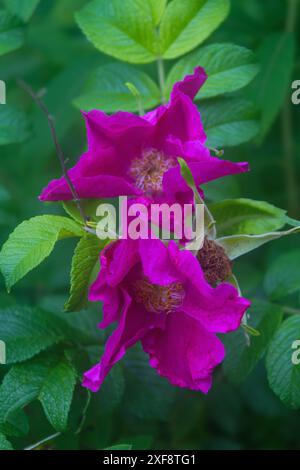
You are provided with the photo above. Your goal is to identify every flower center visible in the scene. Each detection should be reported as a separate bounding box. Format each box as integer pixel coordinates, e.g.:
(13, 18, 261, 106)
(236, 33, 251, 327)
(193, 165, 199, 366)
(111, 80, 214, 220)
(197, 237, 232, 286)
(129, 149, 176, 195)
(133, 278, 185, 314)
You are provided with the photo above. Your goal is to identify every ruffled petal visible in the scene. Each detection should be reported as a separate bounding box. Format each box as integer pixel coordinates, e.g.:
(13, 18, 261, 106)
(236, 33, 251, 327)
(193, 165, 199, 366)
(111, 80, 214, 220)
(171, 66, 207, 101)
(138, 239, 180, 285)
(142, 310, 225, 393)
(183, 141, 249, 185)
(39, 172, 140, 201)
(84, 109, 152, 153)
(168, 242, 251, 333)
(89, 240, 140, 328)
(83, 292, 165, 392)
(143, 68, 207, 146)
(153, 93, 206, 146)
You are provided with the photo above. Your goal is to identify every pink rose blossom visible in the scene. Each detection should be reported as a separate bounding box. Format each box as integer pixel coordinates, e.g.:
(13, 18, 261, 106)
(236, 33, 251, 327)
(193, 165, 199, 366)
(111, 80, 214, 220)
(83, 239, 250, 394)
(39, 67, 249, 205)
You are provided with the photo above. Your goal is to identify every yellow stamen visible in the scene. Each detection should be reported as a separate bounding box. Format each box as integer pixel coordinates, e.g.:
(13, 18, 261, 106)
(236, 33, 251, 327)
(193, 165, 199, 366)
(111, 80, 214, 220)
(129, 149, 176, 195)
(133, 278, 185, 314)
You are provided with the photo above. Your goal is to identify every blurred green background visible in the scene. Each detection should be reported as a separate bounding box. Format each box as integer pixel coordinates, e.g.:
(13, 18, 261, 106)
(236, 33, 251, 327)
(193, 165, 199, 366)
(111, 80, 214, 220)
(0, 0, 300, 450)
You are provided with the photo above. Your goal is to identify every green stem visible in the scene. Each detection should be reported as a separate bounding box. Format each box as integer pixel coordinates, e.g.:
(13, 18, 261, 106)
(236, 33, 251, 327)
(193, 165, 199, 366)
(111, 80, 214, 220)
(24, 432, 61, 450)
(75, 391, 91, 435)
(157, 57, 166, 103)
(282, 0, 299, 217)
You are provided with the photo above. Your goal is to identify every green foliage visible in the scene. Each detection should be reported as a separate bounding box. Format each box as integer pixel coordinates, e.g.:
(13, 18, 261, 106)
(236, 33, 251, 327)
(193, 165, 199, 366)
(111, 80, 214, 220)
(264, 251, 300, 300)
(76, 0, 158, 64)
(0, 0, 300, 452)
(65, 234, 103, 312)
(0, 215, 83, 291)
(0, 432, 13, 450)
(0, 353, 76, 432)
(247, 33, 295, 138)
(166, 43, 258, 100)
(201, 98, 259, 147)
(159, 0, 230, 59)
(0, 410, 29, 437)
(0, 9, 24, 56)
(63, 199, 103, 224)
(160, 0, 229, 59)
(147, 0, 166, 25)
(39, 359, 77, 432)
(223, 300, 283, 383)
(74, 63, 161, 113)
(217, 226, 300, 260)
(209, 199, 288, 237)
(76, 0, 230, 64)
(0, 306, 63, 363)
(124, 346, 176, 421)
(3, 0, 40, 22)
(266, 316, 300, 409)
(104, 444, 132, 450)
(0, 105, 30, 145)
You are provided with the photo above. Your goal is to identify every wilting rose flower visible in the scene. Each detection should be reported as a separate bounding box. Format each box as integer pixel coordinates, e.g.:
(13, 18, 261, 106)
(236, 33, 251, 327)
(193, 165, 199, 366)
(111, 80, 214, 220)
(83, 238, 250, 393)
(39, 67, 249, 205)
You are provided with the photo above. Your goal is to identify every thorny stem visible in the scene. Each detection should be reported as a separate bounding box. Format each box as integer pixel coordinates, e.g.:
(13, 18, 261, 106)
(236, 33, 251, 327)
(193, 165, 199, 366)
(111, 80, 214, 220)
(17, 79, 89, 224)
(157, 57, 166, 103)
(24, 432, 61, 450)
(282, 0, 299, 217)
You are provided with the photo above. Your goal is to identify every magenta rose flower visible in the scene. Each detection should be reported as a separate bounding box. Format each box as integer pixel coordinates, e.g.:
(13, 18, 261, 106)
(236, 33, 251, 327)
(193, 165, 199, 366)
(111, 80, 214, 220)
(39, 67, 249, 205)
(83, 238, 250, 393)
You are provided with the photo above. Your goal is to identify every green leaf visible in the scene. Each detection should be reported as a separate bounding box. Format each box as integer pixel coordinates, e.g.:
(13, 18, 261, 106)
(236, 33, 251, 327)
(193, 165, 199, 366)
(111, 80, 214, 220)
(147, 0, 166, 25)
(266, 316, 300, 409)
(0, 354, 76, 431)
(159, 0, 230, 59)
(264, 251, 300, 300)
(0, 105, 30, 145)
(104, 444, 133, 450)
(96, 361, 125, 413)
(76, 0, 158, 64)
(217, 226, 300, 260)
(39, 360, 77, 432)
(209, 199, 288, 237)
(222, 300, 283, 383)
(39, 297, 105, 345)
(63, 199, 102, 224)
(0, 9, 24, 56)
(0, 215, 83, 291)
(3, 0, 40, 22)
(0, 432, 13, 450)
(124, 346, 176, 420)
(166, 43, 258, 99)
(0, 410, 29, 437)
(73, 63, 161, 113)
(0, 306, 63, 363)
(65, 235, 104, 312)
(247, 33, 295, 138)
(203, 176, 240, 202)
(201, 98, 259, 147)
